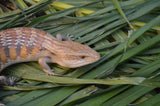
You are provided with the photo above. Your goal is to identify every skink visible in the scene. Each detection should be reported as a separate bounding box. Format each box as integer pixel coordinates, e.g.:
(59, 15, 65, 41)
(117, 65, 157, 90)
(0, 27, 100, 76)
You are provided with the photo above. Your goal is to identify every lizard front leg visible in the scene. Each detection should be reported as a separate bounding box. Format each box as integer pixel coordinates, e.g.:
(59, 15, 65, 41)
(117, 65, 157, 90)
(38, 57, 55, 75)
(0, 76, 9, 85)
(38, 55, 62, 76)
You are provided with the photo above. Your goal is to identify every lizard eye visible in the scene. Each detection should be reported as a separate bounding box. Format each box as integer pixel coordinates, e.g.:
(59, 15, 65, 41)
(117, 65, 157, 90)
(79, 56, 86, 59)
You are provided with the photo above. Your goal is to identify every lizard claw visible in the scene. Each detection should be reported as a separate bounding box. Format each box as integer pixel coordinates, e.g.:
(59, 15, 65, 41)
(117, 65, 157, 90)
(45, 69, 63, 76)
(46, 72, 55, 76)
(44, 69, 55, 76)
(56, 33, 75, 41)
(8, 77, 17, 86)
(0, 76, 17, 86)
(66, 34, 75, 41)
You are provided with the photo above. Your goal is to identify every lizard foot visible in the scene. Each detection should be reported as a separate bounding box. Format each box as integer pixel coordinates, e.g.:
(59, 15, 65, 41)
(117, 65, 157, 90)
(44, 69, 55, 76)
(44, 69, 63, 76)
(56, 33, 74, 41)
(8, 77, 17, 86)
(0, 76, 17, 86)
(66, 34, 75, 41)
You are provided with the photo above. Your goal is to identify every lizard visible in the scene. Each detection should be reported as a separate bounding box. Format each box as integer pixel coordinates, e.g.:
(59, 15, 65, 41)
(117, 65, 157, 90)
(0, 27, 100, 85)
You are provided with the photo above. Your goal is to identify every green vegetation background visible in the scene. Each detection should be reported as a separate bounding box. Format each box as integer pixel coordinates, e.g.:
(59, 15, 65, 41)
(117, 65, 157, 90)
(0, 0, 160, 105)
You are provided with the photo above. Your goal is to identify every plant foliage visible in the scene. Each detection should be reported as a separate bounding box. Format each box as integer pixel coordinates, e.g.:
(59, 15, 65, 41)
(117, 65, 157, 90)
(0, 0, 160, 105)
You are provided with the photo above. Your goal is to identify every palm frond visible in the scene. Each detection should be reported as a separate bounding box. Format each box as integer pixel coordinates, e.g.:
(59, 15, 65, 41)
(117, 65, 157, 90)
(0, 0, 160, 105)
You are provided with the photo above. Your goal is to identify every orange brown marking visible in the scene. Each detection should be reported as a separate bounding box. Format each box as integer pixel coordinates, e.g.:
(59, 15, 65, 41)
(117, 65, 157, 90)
(20, 46, 27, 58)
(31, 47, 40, 56)
(9, 45, 17, 60)
(0, 49, 7, 63)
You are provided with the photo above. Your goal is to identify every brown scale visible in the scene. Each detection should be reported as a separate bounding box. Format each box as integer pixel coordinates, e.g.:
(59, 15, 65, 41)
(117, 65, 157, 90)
(0, 31, 8, 63)
(8, 30, 17, 60)
(26, 31, 36, 55)
(19, 29, 31, 58)
(15, 28, 23, 57)
(15, 28, 42, 58)
(25, 28, 44, 56)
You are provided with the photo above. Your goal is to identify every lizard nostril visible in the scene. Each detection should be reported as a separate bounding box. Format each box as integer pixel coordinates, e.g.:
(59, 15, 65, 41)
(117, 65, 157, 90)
(94, 52, 100, 60)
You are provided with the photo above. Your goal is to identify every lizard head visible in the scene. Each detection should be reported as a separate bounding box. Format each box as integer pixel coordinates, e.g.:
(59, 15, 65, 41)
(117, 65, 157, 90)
(53, 41, 100, 68)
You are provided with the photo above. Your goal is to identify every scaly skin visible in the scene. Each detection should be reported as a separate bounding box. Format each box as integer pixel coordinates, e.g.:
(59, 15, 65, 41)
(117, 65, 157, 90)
(0, 27, 100, 75)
